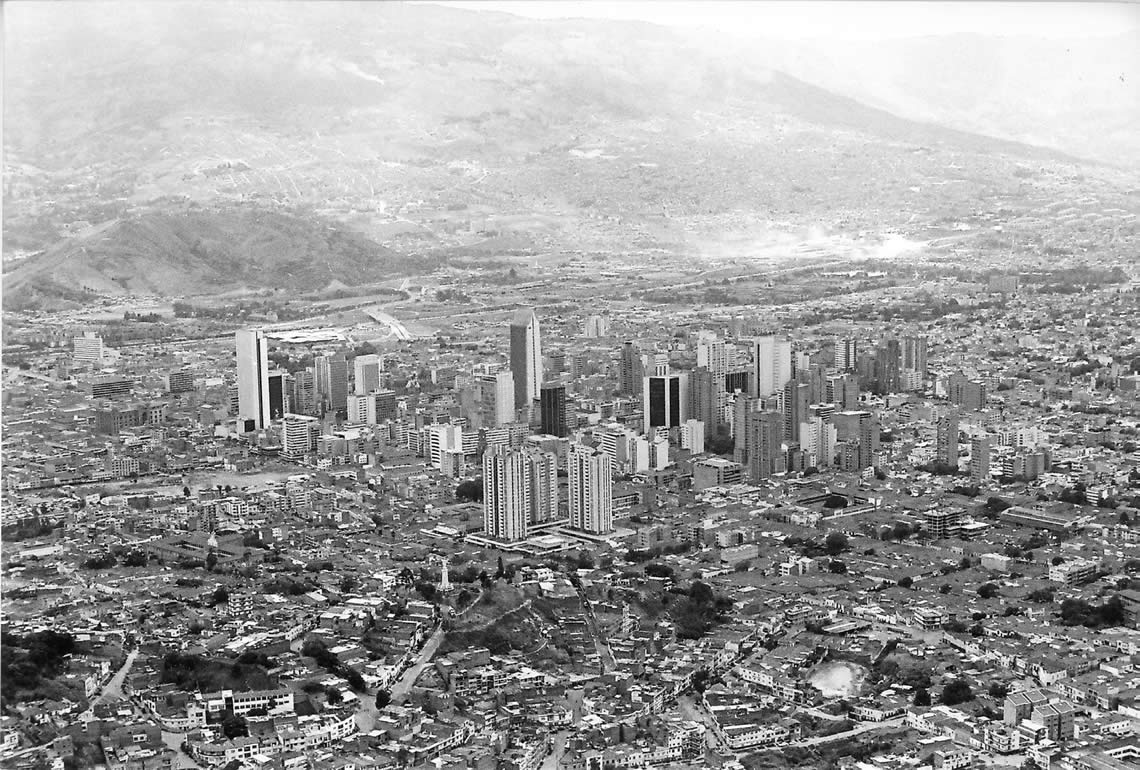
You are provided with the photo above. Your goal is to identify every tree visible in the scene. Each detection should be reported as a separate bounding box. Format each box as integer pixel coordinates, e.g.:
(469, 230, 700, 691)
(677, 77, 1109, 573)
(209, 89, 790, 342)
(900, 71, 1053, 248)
(326, 686, 343, 705)
(914, 687, 931, 706)
(941, 679, 974, 706)
(939, 583, 952, 594)
(824, 532, 848, 556)
(823, 494, 849, 509)
(989, 682, 1009, 699)
(828, 560, 848, 574)
(897, 576, 913, 589)
(455, 478, 484, 502)
(205, 552, 218, 572)
(220, 712, 248, 738)
(978, 583, 1000, 600)
(212, 586, 229, 605)
(183, 486, 191, 498)
(375, 689, 392, 709)
(345, 670, 366, 692)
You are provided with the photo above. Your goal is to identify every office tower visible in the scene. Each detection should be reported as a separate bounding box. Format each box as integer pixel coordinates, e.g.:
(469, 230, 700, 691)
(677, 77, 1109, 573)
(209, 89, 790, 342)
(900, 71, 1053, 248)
(697, 334, 731, 376)
(547, 349, 567, 375)
(781, 381, 811, 442)
(826, 374, 859, 411)
(687, 367, 720, 429)
(353, 354, 383, 395)
(266, 371, 287, 421)
(643, 373, 687, 429)
(483, 445, 531, 542)
(936, 410, 960, 468)
(948, 374, 988, 411)
(970, 435, 991, 481)
(582, 315, 609, 338)
(347, 394, 371, 425)
(425, 424, 463, 470)
(833, 410, 879, 471)
(282, 414, 321, 457)
(525, 448, 559, 525)
(291, 370, 317, 416)
(568, 443, 613, 534)
(315, 353, 349, 415)
(730, 393, 755, 446)
(73, 331, 105, 366)
(374, 390, 397, 423)
(725, 370, 749, 394)
(799, 407, 838, 469)
(741, 410, 783, 481)
(235, 329, 270, 431)
(618, 341, 643, 396)
(165, 370, 195, 394)
(489, 370, 515, 426)
(834, 338, 858, 373)
(681, 419, 706, 454)
(540, 382, 568, 437)
(875, 338, 902, 395)
(753, 336, 792, 397)
(903, 335, 928, 374)
(510, 308, 543, 410)
(642, 352, 669, 378)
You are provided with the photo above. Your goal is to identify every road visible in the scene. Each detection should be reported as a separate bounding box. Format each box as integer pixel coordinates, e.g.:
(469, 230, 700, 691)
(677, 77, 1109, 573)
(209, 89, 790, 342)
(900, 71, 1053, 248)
(677, 695, 735, 757)
(391, 626, 445, 701)
(787, 716, 906, 747)
(81, 648, 139, 719)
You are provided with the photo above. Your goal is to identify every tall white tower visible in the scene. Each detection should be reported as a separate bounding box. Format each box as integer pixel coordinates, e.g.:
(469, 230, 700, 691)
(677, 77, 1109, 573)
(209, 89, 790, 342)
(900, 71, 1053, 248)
(568, 443, 613, 535)
(235, 329, 270, 430)
(439, 556, 451, 592)
(509, 308, 543, 410)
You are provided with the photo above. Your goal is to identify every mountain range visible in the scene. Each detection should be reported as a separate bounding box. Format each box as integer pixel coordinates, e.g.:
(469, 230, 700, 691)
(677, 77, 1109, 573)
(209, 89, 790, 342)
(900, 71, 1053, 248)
(4, 2, 1137, 303)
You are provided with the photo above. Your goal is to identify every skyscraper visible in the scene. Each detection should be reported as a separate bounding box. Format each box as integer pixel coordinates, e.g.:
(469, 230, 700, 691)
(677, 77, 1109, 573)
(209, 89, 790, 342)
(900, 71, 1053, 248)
(937, 410, 960, 468)
(753, 336, 792, 398)
(483, 445, 531, 543)
(582, 315, 609, 338)
(741, 410, 783, 481)
(524, 447, 559, 525)
(568, 443, 613, 535)
(875, 338, 902, 395)
(903, 335, 928, 374)
(540, 382, 568, 437)
(493, 370, 515, 427)
(235, 329, 270, 431)
(266, 371, 287, 421)
(644, 373, 687, 429)
(316, 353, 349, 416)
(618, 341, 642, 396)
(510, 308, 543, 410)
(353, 354, 383, 395)
(833, 410, 879, 471)
(834, 338, 858, 373)
(781, 380, 810, 443)
(687, 367, 720, 430)
(970, 435, 991, 481)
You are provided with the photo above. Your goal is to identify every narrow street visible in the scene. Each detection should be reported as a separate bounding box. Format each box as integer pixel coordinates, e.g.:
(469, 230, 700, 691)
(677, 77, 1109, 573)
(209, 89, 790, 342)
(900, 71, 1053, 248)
(82, 648, 139, 719)
(391, 626, 445, 701)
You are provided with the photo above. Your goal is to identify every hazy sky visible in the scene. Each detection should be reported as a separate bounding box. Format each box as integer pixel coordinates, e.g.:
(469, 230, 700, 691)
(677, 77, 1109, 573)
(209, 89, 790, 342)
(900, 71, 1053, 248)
(425, 1, 1139, 40)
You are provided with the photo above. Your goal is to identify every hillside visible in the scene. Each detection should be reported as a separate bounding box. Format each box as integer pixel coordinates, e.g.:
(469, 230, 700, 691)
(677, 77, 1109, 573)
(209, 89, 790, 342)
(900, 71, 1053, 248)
(2, 204, 417, 307)
(3, 2, 1138, 299)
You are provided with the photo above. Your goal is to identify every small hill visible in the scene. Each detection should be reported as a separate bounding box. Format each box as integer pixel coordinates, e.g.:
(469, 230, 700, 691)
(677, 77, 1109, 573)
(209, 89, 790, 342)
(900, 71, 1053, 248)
(3, 204, 431, 305)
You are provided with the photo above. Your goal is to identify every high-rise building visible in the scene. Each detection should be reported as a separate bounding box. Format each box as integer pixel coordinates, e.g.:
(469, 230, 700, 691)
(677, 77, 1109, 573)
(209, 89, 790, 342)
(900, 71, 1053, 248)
(540, 382, 569, 437)
(903, 335, 928, 374)
(72, 331, 105, 366)
(315, 353, 349, 415)
(510, 308, 543, 410)
(875, 338, 902, 395)
(165, 370, 195, 394)
(687, 367, 720, 430)
(618, 341, 643, 396)
(282, 414, 321, 457)
(353, 354, 383, 395)
(834, 338, 858, 373)
(826, 374, 859, 411)
(681, 419, 706, 454)
(524, 448, 559, 525)
(483, 445, 531, 543)
(753, 336, 792, 397)
(781, 380, 811, 443)
(799, 405, 838, 469)
(290, 370, 317, 416)
(697, 334, 732, 376)
(266, 371, 287, 421)
(582, 315, 609, 338)
(568, 443, 613, 534)
(948, 374, 988, 411)
(936, 410, 960, 468)
(740, 410, 783, 481)
(970, 435, 991, 481)
(643, 373, 687, 429)
(235, 329, 270, 431)
(833, 410, 879, 471)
